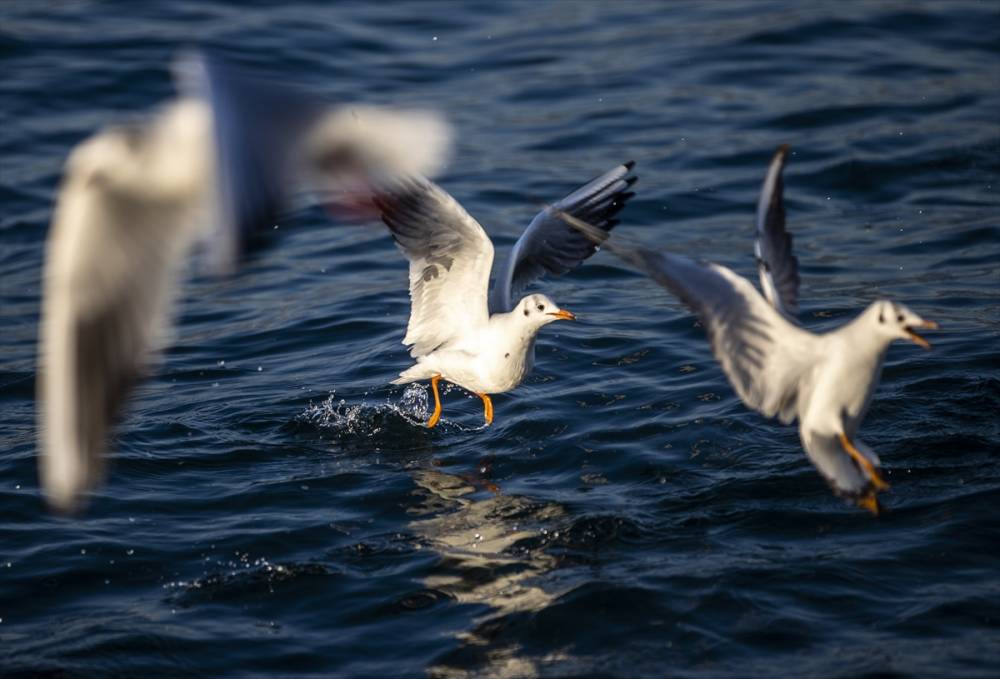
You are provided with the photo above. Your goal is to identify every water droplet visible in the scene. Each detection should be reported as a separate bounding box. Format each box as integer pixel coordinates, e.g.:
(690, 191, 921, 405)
(126, 549, 134, 556)
(432, 36, 438, 41)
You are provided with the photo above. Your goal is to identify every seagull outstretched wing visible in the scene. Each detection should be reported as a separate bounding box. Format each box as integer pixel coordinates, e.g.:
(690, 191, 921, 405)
(489, 162, 636, 313)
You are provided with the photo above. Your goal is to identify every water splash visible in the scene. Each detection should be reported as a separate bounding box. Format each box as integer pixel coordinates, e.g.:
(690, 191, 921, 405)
(298, 384, 490, 434)
(298, 384, 429, 434)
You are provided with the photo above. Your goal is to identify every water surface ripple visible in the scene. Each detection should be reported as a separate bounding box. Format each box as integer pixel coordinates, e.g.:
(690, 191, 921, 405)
(1, 2, 998, 677)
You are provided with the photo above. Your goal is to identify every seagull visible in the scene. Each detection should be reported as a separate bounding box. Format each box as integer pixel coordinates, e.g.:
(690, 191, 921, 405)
(37, 52, 452, 512)
(561, 146, 937, 514)
(372, 161, 637, 428)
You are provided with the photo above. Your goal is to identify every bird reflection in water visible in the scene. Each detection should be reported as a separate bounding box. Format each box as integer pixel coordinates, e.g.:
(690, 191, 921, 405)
(407, 465, 572, 678)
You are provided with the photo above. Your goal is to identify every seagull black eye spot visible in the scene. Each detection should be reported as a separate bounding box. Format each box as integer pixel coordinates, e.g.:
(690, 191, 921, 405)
(523, 308, 529, 317)
(504, 352, 510, 359)
(537, 304, 544, 311)
(879, 313, 884, 324)
(897, 314, 904, 323)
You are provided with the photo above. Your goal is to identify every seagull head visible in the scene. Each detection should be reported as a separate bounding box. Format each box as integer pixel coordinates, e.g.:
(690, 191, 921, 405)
(302, 106, 452, 219)
(870, 300, 938, 349)
(516, 293, 575, 328)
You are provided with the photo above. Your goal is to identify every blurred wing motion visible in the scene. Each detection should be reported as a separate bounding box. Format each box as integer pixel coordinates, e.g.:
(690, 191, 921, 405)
(373, 175, 494, 358)
(489, 161, 636, 313)
(754, 144, 799, 316)
(38, 100, 212, 513)
(174, 51, 323, 270)
(175, 51, 453, 271)
(38, 52, 453, 512)
(608, 244, 816, 424)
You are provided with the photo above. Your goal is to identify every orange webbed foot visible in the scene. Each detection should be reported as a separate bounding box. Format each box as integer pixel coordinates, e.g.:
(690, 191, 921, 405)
(838, 432, 890, 491)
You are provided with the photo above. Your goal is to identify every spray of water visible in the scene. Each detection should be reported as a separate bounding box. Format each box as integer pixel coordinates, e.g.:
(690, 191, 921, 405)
(298, 383, 490, 434)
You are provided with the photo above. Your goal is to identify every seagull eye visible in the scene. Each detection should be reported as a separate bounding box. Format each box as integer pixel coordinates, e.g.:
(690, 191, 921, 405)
(537, 304, 544, 311)
(897, 314, 904, 323)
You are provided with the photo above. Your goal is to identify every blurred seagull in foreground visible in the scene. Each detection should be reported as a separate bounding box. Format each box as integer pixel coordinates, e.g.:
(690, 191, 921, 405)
(38, 52, 452, 512)
(372, 162, 637, 428)
(561, 146, 937, 514)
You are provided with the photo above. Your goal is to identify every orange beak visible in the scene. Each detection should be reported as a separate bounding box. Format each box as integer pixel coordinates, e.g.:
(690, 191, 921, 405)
(547, 309, 576, 321)
(906, 320, 939, 350)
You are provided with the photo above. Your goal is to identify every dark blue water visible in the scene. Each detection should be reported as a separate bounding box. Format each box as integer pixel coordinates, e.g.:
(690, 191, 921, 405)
(2, 2, 999, 676)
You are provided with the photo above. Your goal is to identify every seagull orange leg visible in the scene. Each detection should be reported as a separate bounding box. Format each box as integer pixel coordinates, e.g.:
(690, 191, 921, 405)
(838, 432, 890, 491)
(426, 374, 443, 428)
(856, 492, 882, 516)
(477, 392, 494, 425)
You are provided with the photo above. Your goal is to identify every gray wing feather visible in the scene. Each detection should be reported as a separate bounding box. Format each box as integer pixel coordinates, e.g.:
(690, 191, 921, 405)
(605, 243, 815, 424)
(754, 144, 800, 315)
(374, 175, 494, 357)
(489, 162, 636, 313)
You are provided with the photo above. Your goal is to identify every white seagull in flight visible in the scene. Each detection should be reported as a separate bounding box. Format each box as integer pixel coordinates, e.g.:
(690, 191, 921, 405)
(563, 146, 938, 514)
(372, 162, 637, 428)
(37, 52, 452, 512)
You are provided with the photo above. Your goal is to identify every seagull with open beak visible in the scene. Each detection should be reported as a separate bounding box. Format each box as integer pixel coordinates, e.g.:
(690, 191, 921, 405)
(561, 146, 938, 514)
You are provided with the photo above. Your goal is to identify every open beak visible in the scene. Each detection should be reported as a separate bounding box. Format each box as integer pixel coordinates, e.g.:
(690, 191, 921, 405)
(547, 309, 576, 321)
(905, 320, 939, 350)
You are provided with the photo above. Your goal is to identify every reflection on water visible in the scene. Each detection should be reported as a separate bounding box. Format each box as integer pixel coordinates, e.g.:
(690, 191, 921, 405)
(408, 468, 568, 678)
